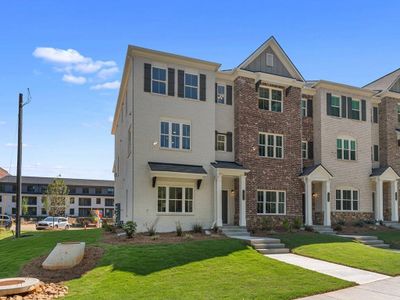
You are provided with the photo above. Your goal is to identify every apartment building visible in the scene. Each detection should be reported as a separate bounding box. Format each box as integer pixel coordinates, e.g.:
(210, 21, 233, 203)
(112, 36, 400, 232)
(0, 169, 115, 218)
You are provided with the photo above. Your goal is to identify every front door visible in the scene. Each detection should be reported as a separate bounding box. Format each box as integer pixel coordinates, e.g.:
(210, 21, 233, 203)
(222, 190, 228, 224)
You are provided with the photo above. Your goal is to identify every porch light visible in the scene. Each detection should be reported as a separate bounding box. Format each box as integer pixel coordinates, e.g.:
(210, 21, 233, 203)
(231, 190, 235, 195)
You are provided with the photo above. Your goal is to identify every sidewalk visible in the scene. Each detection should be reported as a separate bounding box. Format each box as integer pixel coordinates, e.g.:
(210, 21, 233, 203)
(299, 276, 400, 299)
(267, 253, 389, 284)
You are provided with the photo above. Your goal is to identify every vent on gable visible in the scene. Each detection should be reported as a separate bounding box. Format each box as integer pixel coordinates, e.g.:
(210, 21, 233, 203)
(266, 53, 274, 67)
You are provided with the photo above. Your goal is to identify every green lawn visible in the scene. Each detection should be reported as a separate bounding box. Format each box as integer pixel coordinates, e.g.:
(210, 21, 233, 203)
(275, 232, 400, 276)
(374, 231, 400, 249)
(0, 230, 352, 300)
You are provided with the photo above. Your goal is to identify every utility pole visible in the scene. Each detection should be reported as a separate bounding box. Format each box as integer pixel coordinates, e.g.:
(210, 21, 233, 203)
(15, 93, 23, 238)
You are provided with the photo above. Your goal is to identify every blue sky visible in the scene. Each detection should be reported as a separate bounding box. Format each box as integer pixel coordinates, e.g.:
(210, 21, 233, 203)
(1, 0, 399, 179)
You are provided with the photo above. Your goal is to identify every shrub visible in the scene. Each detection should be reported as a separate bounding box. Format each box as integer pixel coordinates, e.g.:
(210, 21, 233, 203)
(151, 235, 160, 240)
(260, 217, 273, 231)
(145, 221, 157, 236)
(102, 222, 113, 232)
(176, 221, 183, 237)
(123, 221, 137, 238)
(192, 223, 202, 233)
(304, 225, 314, 232)
(184, 233, 193, 239)
(293, 217, 302, 230)
(353, 220, 364, 227)
(364, 219, 375, 225)
(282, 218, 292, 232)
(336, 219, 346, 226)
(333, 224, 343, 232)
(211, 223, 219, 233)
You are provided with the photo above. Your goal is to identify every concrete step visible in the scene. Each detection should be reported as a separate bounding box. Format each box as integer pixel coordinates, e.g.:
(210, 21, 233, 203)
(361, 239, 384, 245)
(222, 226, 247, 229)
(258, 248, 290, 254)
(371, 243, 390, 249)
(222, 231, 250, 236)
(253, 243, 285, 249)
(318, 231, 337, 235)
(354, 236, 378, 241)
(250, 238, 281, 245)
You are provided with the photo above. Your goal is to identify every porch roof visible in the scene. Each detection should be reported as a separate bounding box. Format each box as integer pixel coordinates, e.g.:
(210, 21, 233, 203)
(370, 166, 400, 179)
(148, 162, 207, 175)
(300, 164, 333, 178)
(211, 161, 249, 171)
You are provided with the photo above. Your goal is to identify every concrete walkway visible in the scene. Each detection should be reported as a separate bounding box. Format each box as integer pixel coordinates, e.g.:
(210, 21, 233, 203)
(267, 253, 390, 284)
(299, 276, 400, 299)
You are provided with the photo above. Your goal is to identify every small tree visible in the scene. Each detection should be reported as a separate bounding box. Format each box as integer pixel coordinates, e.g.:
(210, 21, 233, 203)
(43, 178, 69, 228)
(22, 197, 29, 216)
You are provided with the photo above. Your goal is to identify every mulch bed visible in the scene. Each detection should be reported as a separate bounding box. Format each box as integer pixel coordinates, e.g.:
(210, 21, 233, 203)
(337, 224, 395, 235)
(19, 247, 104, 283)
(102, 231, 226, 245)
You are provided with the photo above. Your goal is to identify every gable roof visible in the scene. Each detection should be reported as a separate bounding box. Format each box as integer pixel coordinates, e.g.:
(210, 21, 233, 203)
(370, 166, 400, 179)
(299, 164, 334, 178)
(237, 36, 304, 82)
(363, 68, 400, 92)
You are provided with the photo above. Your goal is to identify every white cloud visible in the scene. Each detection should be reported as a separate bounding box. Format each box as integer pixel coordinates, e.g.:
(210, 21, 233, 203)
(62, 74, 87, 85)
(5, 143, 28, 148)
(90, 80, 120, 90)
(97, 66, 119, 79)
(108, 116, 113, 123)
(33, 47, 86, 64)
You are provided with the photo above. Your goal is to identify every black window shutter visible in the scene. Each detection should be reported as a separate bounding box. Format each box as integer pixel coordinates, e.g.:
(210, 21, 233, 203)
(177, 70, 184, 98)
(373, 107, 378, 123)
(308, 141, 314, 159)
(215, 131, 218, 151)
(327, 93, 332, 115)
(307, 99, 313, 117)
(168, 68, 175, 96)
(373, 145, 379, 161)
(227, 132, 233, 152)
(144, 63, 151, 92)
(361, 100, 367, 121)
(215, 83, 218, 103)
(226, 85, 233, 105)
(199, 74, 206, 101)
(341, 96, 347, 118)
(255, 80, 261, 92)
(347, 97, 353, 119)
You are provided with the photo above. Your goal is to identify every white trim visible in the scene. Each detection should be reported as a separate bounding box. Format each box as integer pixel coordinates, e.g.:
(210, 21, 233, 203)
(258, 132, 284, 159)
(256, 190, 286, 215)
(159, 120, 191, 151)
(301, 98, 308, 117)
(216, 134, 226, 152)
(157, 185, 195, 214)
(335, 187, 359, 212)
(184, 72, 199, 100)
(301, 141, 308, 159)
(151, 65, 168, 95)
(336, 137, 357, 161)
(266, 53, 274, 67)
(330, 94, 341, 117)
(258, 86, 283, 113)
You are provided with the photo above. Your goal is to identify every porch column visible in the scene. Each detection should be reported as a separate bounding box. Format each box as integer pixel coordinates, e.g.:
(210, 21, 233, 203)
(375, 178, 384, 221)
(239, 175, 246, 227)
(391, 180, 399, 222)
(322, 180, 331, 226)
(304, 177, 313, 226)
(216, 173, 223, 227)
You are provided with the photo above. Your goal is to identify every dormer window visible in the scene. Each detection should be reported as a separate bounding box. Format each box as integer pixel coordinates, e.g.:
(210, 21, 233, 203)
(266, 53, 274, 67)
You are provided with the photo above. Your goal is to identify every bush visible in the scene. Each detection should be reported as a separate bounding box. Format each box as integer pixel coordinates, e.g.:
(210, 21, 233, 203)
(184, 233, 193, 239)
(304, 225, 314, 232)
(336, 219, 346, 226)
(176, 221, 183, 237)
(260, 217, 273, 231)
(151, 235, 160, 240)
(211, 223, 219, 233)
(145, 221, 157, 236)
(102, 222, 112, 232)
(192, 223, 202, 233)
(282, 218, 292, 232)
(123, 221, 137, 238)
(353, 220, 364, 227)
(364, 219, 375, 225)
(293, 217, 302, 230)
(333, 224, 343, 232)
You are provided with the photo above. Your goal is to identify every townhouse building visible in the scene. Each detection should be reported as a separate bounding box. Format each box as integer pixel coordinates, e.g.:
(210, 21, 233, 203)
(0, 169, 115, 218)
(112, 36, 400, 232)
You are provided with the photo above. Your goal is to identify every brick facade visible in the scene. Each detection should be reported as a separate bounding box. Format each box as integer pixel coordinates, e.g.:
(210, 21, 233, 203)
(234, 76, 303, 228)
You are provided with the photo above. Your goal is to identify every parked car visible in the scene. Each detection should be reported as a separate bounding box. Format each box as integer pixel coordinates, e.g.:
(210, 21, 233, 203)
(0, 215, 12, 229)
(36, 217, 70, 230)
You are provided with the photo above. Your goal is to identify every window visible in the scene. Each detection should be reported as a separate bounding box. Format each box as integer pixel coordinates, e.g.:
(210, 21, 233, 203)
(257, 190, 285, 215)
(331, 95, 341, 117)
(25, 207, 37, 216)
(105, 198, 114, 207)
(373, 145, 379, 162)
(301, 99, 307, 117)
(22, 196, 37, 205)
(336, 189, 358, 211)
(157, 186, 193, 213)
(105, 208, 114, 218)
(107, 187, 114, 194)
(79, 198, 91, 206)
(337, 138, 356, 161)
(69, 208, 75, 215)
(217, 84, 225, 104)
(70, 187, 76, 194)
(70, 197, 75, 204)
(266, 53, 274, 67)
(96, 198, 101, 205)
(79, 208, 91, 217)
(216, 134, 226, 151)
(302, 141, 308, 159)
(12, 208, 16, 215)
(160, 121, 191, 150)
(184, 73, 198, 99)
(0, 195, 2, 202)
(95, 188, 102, 194)
(259, 133, 283, 158)
(41, 208, 46, 215)
(12, 196, 16, 203)
(151, 67, 167, 95)
(258, 87, 283, 112)
(27, 185, 36, 193)
(372, 106, 378, 123)
(82, 188, 89, 194)
(351, 99, 360, 120)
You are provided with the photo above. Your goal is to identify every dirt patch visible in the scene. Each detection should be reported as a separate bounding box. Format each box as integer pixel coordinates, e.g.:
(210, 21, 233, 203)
(19, 247, 104, 283)
(1, 282, 68, 300)
(102, 231, 226, 245)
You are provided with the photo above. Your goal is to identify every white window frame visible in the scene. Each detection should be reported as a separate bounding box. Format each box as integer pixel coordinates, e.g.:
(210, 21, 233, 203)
(257, 190, 286, 215)
(335, 188, 359, 211)
(157, 185, 194, 214)
(351, 99, 361, 120)
(302, 141, 308, 159)
(301, 99, 307, 117)
(266, 53, 274, 67)
(337, 137, 356, 161)
(151, 66, 167, 95)
(216, 134, 226, 152)
(259, 132, 284, 159)
(184, 72, 199, 100)
(331, 94, 341, 117)
(258, 86, 283, 112)
(216, 83, 225, 104)
(160, 120, 191, 151)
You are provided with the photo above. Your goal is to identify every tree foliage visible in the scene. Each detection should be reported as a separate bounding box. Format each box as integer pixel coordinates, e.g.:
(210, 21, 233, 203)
(43, 178, 69, 217)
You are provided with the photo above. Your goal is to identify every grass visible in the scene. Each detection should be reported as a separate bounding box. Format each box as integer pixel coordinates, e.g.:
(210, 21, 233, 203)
(0, 229, 352, 299)
(374, 231, 400, 249)
(275, 232, 400, 276)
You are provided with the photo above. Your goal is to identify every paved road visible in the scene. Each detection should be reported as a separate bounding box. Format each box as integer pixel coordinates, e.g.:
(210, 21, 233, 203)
(299, 276, 400, 299)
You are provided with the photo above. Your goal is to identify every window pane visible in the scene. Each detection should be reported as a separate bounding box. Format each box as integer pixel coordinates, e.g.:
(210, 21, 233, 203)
(182, 137, 190, 150)
(185, 200, 193, 213)
(259, 134, 265, 145)
(343, 149, 349, 160)
(352, 100, 359, 110)
(267, 146, 274, 157)
(336, 200, 341, 210)
(271, 89, 282, 101)
(350, 150, 356, 160)
(259, 145, 265, 157)
(276, 136, 282, 147)
(344, 140, 349, 150)
(153, 67, 166, 81)
(271, 101, 282, 112)
(350, 140, 356, 150)
(259, 99, 269, 110)
(161, 122, 169, 134)
(257, 191, 264, 214)
(185, 87, 198, 99)
(158, 187, 166, 199)
(331, 96, 340, 107)
(276, 147, 282, 158)
(353, 190, 358, 200)
(182, 124, 190, 137)
(259, 88, 269, 99)
(353, 201, 358, 211)
(267, 135, 274, 146)
(152, 81, 166, 94)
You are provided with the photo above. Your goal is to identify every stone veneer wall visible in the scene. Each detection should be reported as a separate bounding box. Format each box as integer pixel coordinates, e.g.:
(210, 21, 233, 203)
(331, 212, 374, 224)
(301, 94, 314, 168)
(234, 76, 303, 228)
